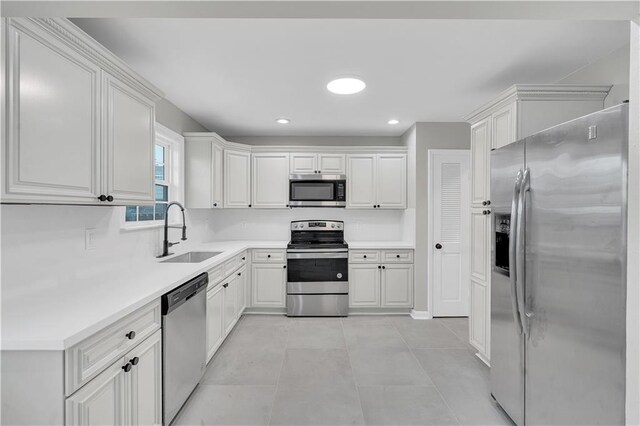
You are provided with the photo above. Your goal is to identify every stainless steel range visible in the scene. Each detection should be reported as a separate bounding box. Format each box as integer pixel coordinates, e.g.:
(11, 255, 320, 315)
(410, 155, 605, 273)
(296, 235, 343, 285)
(286, 220, 348, 316)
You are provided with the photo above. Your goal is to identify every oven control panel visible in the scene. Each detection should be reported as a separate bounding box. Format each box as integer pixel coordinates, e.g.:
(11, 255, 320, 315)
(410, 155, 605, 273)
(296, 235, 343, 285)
(291, 220, 343, 231)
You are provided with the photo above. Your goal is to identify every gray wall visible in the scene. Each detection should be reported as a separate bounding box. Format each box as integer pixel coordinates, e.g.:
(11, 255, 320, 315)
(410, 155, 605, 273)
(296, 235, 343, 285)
(557, 43, 630, 108)
(405, 123, 470, 313)
(226, 135, 402, 146)
(156, 98, 210, 134)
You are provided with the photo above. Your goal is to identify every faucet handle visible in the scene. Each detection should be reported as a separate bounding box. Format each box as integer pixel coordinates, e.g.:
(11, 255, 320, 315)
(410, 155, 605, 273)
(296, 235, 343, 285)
(168, 241, 180, 248)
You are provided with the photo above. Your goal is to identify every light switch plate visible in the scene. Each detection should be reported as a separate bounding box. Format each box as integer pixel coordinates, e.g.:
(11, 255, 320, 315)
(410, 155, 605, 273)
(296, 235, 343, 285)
(85, 228, 96, 250)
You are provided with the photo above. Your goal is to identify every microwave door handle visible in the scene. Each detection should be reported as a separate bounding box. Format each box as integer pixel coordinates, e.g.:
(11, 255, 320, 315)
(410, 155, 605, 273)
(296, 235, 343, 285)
(509, 170, 524, 335)
(516, 168, 530, 337)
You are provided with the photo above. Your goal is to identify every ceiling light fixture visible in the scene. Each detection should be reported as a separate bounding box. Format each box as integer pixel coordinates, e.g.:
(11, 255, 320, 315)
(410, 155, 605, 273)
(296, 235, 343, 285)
(327, 77, 366, 95)
(276, 118, 290, 124)
(387, 119, 400, 125)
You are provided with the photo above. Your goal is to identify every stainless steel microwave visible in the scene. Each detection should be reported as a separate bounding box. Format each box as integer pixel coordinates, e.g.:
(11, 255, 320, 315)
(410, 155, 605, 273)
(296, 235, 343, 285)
(289, 174, 346, 207)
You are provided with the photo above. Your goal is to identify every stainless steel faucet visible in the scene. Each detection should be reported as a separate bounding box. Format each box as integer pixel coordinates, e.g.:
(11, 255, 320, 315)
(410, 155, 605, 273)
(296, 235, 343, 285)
(157, 201, 187, 258)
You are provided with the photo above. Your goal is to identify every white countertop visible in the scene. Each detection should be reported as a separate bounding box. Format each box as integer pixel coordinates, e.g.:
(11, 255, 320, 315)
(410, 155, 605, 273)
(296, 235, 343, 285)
(2, 239, 412, 351)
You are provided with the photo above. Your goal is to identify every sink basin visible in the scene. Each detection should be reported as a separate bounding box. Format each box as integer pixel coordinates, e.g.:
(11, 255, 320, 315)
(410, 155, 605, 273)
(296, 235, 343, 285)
(160, 251, 223, 263)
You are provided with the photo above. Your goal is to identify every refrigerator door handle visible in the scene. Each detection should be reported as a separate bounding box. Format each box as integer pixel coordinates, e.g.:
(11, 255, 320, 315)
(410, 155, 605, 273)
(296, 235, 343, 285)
(516, 168, 531, 337)
(509, 170, 524, 335)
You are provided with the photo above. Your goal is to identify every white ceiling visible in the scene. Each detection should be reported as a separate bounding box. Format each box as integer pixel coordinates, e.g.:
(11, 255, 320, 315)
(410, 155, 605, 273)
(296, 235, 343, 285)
(73, 18, 628, 136)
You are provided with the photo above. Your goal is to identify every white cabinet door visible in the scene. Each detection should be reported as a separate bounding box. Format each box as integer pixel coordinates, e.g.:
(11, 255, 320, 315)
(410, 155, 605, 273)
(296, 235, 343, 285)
(347, 154, 376, 209)
(102, 73, 155, 205)
(128, 330, 162, 426)
(290, 153, 317, 174)
(4, 22, 102, 204)
(212, 142, 224, 208)
(252, 153, 289, 208)
(251, 264, 286, 307)
(470, 117, 491, 207)
(223, 276, 238, 334)
(236, 267, 247, 318)
(65, 358, 127, 426)
(376, 154, 407, 209)
(381, 264, 413, 307)
(206, 284, 224, 362)
(224, 149, 251, 208)
(491, 103, 516, 150)
(469, 279, 488, 356)
(470, 207, 490, 283)
(318, 154, 346, 174)
(349, 264, 381, 307)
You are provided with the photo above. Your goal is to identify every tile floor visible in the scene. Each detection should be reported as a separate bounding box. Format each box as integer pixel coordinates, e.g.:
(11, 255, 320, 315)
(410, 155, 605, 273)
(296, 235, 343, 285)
(174, 315, 513, 426)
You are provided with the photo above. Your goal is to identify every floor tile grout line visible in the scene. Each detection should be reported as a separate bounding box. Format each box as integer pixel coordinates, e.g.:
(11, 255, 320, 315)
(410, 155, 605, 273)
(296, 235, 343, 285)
(391, 317, 463, 425)
(266, 316, 291, 426)
(438, 318, 471, 346)
(341, 317, 368, 425)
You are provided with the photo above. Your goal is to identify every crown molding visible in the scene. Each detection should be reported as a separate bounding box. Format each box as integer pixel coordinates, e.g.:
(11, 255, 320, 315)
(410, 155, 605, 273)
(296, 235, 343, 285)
(9, 18, 164, 101)
(464, 84, 612, 124)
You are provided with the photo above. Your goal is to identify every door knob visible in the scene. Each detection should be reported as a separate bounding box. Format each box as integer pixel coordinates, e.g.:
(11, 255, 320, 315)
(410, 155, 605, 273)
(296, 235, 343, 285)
(435, 243, 442, 249)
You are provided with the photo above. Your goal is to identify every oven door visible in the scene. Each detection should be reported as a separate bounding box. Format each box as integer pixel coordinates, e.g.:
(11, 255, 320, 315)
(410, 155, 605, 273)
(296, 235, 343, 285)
(287, 252, 348, 294)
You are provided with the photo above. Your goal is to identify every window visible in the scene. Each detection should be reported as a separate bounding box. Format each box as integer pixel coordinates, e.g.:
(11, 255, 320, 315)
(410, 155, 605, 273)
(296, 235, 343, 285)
(124, 124, 184, 227)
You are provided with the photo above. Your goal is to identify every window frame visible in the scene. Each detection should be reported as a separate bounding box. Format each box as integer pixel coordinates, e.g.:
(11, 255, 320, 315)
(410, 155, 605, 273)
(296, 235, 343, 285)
(122, 123, 185, 230)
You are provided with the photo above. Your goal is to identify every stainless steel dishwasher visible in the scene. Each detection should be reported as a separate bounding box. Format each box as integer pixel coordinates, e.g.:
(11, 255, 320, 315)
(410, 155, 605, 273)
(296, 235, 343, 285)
(162, 272, 208, 425)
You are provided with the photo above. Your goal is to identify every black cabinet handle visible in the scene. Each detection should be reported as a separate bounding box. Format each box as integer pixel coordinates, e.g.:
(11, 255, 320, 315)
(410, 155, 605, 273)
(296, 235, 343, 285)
(435, 243, 442, 249)
(396, 254, 400, 258)
(377, 205, 381, 208)
(130, 357, 139, 366)
(382, 265, 386, 269)
(378, 265, 381, 269)
(98, 194, 107, 201)
(373, 205, 377, 208)
(125, 331, 136, 340)
(106, 195, 114, 202)
(483, 210, 491, 215)
(122, 363, 132, 373)
(267, 254, 271, 258)
(363, 255, 367, 259)
(248, 204, 252, 208)
(486, 200, 491, 206)
(242, 257, 246, 261)
(213, 203, 217, 207)
(238, 272, 241, 276)
(482, 200, 487, 206)
(283, 265, 287, 269)
(223, 283, 228, 288)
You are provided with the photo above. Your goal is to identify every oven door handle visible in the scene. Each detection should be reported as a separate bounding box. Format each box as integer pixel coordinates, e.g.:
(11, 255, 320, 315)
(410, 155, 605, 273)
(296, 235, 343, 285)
(287, 252, 349, 259)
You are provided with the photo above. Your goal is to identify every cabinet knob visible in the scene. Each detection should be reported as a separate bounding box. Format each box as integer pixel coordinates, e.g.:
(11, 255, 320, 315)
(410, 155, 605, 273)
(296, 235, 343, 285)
(213, 203, 217, 207)
(122, 363, 132, 373)
(363, 255, 367, 259)
(106, 195, 114, 202)
(382, 265, 386, 269)
(238, 272, 241, 276)
(242, 257, 246, 261)
(125, 331, 136, 340)
(396, 254, 400, 258)
(223, 283, 229, 288)
(378, 265, 381, 269)
(130, 357, 139, 366)
(98, 194, 107, 201)
(267, 254, 271, 258)
(435, 243, 442, 249)
(377, 205, 381, 208)
(482, 200, 487, 206)
(283, 265, 287, 269)
(373, 205, 377, 208)
(486, 200, 491, 206)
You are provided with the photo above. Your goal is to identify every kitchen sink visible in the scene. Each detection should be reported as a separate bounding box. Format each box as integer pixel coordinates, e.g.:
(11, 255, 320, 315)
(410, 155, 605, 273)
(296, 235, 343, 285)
(160, 251, 223, 263)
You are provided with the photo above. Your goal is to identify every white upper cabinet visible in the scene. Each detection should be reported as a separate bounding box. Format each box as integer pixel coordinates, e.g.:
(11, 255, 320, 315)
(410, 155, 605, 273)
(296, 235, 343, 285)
(224, 148, 251, 208)
(102, 73, 155, 205)
(289, 153, 317, 174)
(318, 154, 346, 174)
(470, 117, 491, 207)
(491, 103, 516, 150)
(347, 153, 407, 209)
(184, 134, 224, 208)
(4, 19, 102, 204)
(2, 18, 163, 206)
(252, 153, 289, 208)
(376, 154, 407, 208)
(290, 153, 346, 174)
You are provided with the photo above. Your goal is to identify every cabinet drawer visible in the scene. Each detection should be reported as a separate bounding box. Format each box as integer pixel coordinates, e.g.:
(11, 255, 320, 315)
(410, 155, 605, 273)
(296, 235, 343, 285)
(382, 250, 414, 263)
(349, 250, 380, 263)
(65, 300, 161, 396)
(208, 264, 225, 288)
(224, 251, 249, 276)
(252, 249, 286, 263)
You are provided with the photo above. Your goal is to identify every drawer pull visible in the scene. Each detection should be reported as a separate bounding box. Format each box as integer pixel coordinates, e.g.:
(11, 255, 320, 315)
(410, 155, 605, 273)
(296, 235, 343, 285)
(122, 363, 132, 373)
(283, 265, 287, 269)
(382, 266, 386, 269)
(223, 283, 229, 288)
(125, 331, 136, 340)
(363, 255, 367, 258)
(242, 257, 246, 261)
(267, 254, 271, 258)
(238, 272, 241, 276)
(378, 265, 381, 269)
(130, 357, 139, 366)
(396, 254, 400, 258)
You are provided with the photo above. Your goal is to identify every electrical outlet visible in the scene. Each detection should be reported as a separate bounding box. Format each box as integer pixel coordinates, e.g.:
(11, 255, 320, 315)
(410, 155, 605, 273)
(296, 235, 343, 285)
(85, 228, 96, 250)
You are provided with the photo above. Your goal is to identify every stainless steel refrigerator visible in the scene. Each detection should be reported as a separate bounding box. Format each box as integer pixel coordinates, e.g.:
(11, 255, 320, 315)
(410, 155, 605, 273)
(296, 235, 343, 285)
(490, 103, 628, 425)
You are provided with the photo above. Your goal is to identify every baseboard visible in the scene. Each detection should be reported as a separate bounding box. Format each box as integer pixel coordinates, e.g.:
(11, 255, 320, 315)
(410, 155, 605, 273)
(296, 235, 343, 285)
(475, 351, 491, 367)
(410, 309, 432, 320)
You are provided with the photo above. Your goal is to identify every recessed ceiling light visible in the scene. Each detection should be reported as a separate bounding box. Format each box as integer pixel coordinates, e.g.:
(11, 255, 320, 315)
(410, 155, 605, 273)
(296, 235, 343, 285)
(276, 118, 290, 124)
(388, 119, 400, 125)
(327, 77, 366, 95)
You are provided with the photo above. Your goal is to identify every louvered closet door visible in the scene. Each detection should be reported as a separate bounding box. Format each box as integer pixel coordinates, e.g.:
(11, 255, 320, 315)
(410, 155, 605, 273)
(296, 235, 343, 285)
(431, 150, 470, 317)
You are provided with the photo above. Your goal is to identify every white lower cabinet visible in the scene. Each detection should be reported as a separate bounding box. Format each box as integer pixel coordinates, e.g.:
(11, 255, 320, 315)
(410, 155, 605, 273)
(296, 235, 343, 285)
(349, 264, 381, 307)
(469, 279, 488, 356)
(66, 329, 162, 426)
(206, 284, 225, 362)
(381, 264, 414, 307)
(348, 250, 414, 308)
(251, 263, 287, 307)
(236, 267, 247, 317)
(223, 275, 238, 335)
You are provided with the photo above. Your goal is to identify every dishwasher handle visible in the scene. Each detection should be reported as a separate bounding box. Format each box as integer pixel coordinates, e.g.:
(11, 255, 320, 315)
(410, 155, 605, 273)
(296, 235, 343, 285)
(162, 272, 208, 315)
